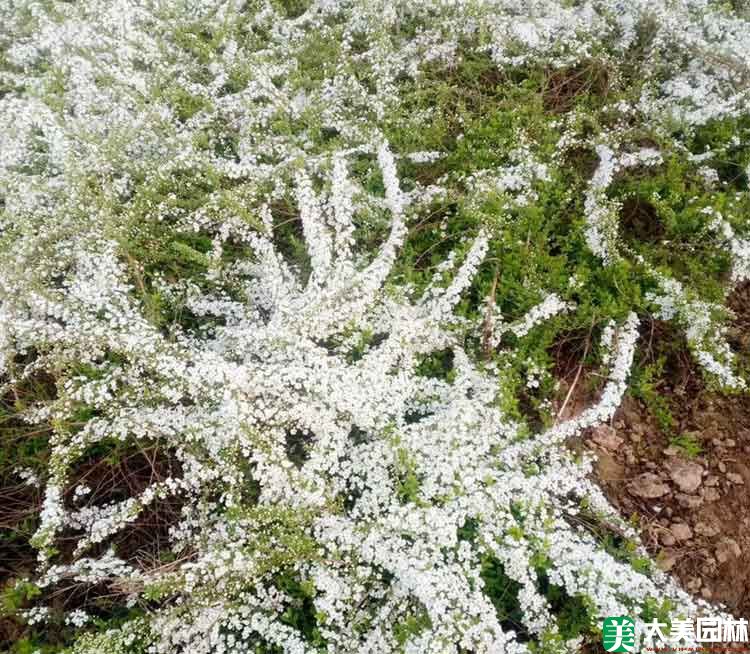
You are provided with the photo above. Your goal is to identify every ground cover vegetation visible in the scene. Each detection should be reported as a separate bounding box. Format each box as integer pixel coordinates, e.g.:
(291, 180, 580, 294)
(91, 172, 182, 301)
(0, 0, 749, 652)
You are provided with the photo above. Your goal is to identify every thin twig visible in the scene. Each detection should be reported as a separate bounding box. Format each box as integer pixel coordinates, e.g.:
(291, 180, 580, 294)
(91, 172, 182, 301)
(555, 318, 596, 423)
(481, 269, 499, 360)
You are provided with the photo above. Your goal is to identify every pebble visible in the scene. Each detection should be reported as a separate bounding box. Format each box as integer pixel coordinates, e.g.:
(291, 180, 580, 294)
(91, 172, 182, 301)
(703, 488, 721, 502)
(675, 492, 703, 509)
(671, 523, 692, 541)
(669, 460, 703, 493)
(590, 424, 623, 451)
(727, 472, 744, 485)
(695, 522, 719, 537)
(687, 578, 702, 592)
(715, 538, 742, 564)
(629, 473, 671, 499)
(657, 550, 678, 571)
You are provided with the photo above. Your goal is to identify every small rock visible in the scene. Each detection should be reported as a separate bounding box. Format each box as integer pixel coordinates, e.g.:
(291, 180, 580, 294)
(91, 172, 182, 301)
(725, 438, 736, 448)
(727, 472, 744, 485)
(701, 587, 713, 600)
(669, 460, 703, 493)
(595, 451, 625, 482)
(687, 578, 702, 592)
(675, 492, 703, 509)
(718, 461, 727, 473)
(715, 538, 742, 564)
(661, 532, 676, 546)
(671, 523, 692, 541)
(629, 473, 671, 499)
(663, 445, 680, 457)
(703, 488, 721, 502)
(657, 549, 678, 571)
(590, 424, 623, 451)
(705, 475, 720, 487)
(695, 522, 719, 537)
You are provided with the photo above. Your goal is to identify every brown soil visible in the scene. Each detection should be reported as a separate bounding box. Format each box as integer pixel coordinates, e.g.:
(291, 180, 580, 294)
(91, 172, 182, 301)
(620, 197, 665, 244)
(592, 393, 750, 613)
(581, 284, 750, 615)
(543, 61, 610, 113)
(0, 441, 185, 651)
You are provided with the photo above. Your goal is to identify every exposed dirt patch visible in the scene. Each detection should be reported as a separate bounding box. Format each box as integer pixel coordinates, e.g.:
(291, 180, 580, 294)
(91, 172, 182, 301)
(60, 444, 184, 567)
(620, 196, 665, 244)
(565, 146, 600, 180)
(543, 61, 609, 113)
(550, 325, 601, 422)
(0, 480, 40, 579)
(581, 293, 750, 615)
(592, 393, 750, 613)
(0, 367, 55, 584)
(728, 281, 750, 365)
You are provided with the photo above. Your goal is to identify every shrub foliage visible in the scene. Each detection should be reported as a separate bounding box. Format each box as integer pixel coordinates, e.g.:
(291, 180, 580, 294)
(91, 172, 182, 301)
(0, 0, 749, 652)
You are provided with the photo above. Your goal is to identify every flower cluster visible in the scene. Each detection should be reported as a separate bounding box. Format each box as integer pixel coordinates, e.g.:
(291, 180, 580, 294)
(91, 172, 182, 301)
(2, 147, 707, 652)
(1, 1, 748, 653)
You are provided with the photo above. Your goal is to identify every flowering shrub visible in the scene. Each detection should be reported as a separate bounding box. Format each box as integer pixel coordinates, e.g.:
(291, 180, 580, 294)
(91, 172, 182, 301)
(1, 1, 749, 652)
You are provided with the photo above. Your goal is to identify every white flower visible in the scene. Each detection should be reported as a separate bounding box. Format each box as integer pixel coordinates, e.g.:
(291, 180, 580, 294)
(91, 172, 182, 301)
(1, 1, 746, 652)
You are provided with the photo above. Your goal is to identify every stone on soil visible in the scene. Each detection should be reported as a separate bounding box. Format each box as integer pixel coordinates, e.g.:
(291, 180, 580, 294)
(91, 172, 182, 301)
(629, 473, 670, 499)
(669, 460, 703, 493)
